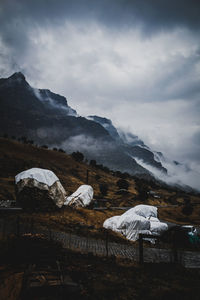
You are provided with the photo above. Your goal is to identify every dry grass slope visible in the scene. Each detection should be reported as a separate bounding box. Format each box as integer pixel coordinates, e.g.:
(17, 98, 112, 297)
(0, 137, 200, 232)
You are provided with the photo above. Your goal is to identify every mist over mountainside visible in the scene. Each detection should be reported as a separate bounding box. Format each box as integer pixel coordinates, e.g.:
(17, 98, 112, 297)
(88, 115, 167, 173)
(0, 72, 151, 177)
(0, 72, 199, 191)
(87, 115, 200, 192)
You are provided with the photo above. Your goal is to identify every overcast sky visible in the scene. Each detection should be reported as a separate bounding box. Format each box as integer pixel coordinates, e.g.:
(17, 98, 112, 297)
(0, 0, 200, 172)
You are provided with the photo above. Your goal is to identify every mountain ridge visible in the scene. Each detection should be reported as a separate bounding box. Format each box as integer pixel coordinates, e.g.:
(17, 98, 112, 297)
(0, 72, 152, 178)
(88, 115, 167, 173)
(1, 72, 199, 191)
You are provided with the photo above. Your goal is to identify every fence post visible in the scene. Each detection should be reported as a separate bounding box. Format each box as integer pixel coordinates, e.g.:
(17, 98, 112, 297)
(69, 232, 71, 249)
(48, 226, 52, 241)
(2, 218, 6, 240)
(105, 231, 109, 257)
(173, 241, 178, 263)
(139, 234, 143, 264)
(30, 218, 34, 234)
(16, 216, 20, 237)
(86, 232, 89, 252)
(86, 170, 89, 184)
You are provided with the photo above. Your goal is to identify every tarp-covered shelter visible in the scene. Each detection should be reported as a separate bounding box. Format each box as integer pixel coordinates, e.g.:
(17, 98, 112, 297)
(15, 168, 66, 210)
(64, 185, 94, 208)
(103, 205, 168, 241)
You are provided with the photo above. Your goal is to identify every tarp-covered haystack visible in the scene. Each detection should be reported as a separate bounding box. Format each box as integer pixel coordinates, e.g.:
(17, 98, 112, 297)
(15, 168, 66, 211)
(64, 185, 94, 208)
(103, 205, 168, 241)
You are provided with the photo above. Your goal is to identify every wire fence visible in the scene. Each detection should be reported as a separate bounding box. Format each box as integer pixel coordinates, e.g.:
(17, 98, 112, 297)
(0, 215, 200, 268)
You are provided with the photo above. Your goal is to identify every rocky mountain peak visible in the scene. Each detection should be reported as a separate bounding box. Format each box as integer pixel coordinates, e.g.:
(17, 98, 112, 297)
(9, 72, 26, 82)
(88, 115, 112, 125)
(0, 72, 30, 90)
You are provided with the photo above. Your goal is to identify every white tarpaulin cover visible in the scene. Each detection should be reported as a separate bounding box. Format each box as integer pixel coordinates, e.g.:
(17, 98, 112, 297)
(64, 185, 94, 207)
(103, 205, 168, 241)
(103, 216, 121, 232)
(150, 220, 168, 235)
(15, 168, 59, 187)
(123, 204, 157, 219)
(15, 168, 66, 209)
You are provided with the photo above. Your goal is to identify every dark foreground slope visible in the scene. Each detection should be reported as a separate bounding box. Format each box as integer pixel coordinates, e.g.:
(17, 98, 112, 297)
(1, 235, 200, 300)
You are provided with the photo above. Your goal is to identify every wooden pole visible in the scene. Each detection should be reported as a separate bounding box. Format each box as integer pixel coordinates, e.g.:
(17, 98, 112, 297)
(48, 226, 52, 241)
(16, 216, 20, 237)
(106, 231, 109, 257)
(86, 232, 89, 252)
(69, 232, 71, 249)
(31, 218, 34, 234)
(2, 218, 6, 240)
(173, 241, 178, 263)
(139, 234, 143, 265)
(86, 170, 89, 184)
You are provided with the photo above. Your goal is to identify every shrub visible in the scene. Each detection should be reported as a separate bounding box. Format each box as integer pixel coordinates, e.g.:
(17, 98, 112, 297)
(99, 183, 108, 197)
(102, 166, 110, 173)
(95, 174, 101, 181)
(182, 204, 193, 216)
(134, 178, 150, 201)
(115, 171, 123, 178)
(90, 160, 97, 167)
(71, 151, 84, 162)
(70, 168, 79, 178)
(181, 197, 193, 216)
(116, 179, 129, 190)
(115, 171, 129, 179)
(21, 136, 28, 143)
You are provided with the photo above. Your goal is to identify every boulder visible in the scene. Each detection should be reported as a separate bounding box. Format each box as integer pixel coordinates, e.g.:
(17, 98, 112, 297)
(15, 168, 66, 210)
(64, 185, 93, 208)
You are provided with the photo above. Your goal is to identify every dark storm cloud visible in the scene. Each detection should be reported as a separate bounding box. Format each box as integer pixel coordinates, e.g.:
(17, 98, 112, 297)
(1, 0, 200, 34)
(0, 0, 199, 74)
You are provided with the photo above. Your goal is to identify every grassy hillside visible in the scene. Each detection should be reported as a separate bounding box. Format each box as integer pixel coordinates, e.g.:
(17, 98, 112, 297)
(0, 137, 200, 233)
(0, 137, 138, 202)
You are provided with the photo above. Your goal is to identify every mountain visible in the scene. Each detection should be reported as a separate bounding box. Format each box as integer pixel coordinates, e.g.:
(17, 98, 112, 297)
(2, 72, 198, 190)
(0, 72, 110, 140)
(88, 115, 167, 173)
(0, 72, 153, 177)
(87, 115, 121, 141)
